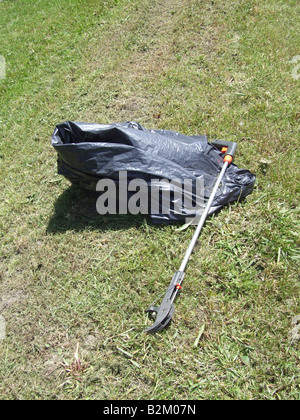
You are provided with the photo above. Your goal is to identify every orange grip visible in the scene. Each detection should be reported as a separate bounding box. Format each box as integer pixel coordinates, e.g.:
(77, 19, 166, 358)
(224, 155, 233, 164)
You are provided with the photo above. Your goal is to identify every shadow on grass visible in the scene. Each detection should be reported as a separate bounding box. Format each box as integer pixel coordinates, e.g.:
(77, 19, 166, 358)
(46, 184, 150, 234)
(47, 183, 247, 235)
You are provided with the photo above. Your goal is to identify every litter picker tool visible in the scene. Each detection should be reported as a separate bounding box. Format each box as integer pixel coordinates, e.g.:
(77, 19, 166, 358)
(145, 140, 237, 333)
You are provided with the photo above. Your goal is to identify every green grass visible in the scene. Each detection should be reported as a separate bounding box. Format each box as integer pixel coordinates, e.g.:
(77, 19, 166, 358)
(0, 0, 299, 400)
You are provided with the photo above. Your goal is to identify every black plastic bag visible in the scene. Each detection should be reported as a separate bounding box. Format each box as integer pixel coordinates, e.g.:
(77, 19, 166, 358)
(51, 121, 255, 223)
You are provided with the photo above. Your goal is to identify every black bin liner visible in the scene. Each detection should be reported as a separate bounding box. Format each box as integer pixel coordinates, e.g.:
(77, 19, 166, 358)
(51, 121, 256, 223)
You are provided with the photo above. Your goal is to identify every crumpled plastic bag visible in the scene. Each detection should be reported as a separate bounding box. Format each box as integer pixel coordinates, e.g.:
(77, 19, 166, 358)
(52, 121, 256, 223)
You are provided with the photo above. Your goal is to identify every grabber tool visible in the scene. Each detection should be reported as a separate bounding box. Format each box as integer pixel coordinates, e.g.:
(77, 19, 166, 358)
(145, 140, 237, 333)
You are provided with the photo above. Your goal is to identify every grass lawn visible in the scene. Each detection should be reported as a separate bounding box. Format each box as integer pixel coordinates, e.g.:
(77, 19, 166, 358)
(0, 0, 299, 400)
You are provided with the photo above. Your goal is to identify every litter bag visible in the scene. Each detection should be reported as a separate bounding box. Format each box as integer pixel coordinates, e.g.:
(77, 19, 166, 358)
(51, 121, 255, 223)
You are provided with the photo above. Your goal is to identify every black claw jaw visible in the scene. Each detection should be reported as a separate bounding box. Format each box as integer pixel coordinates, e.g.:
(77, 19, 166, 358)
(144, 304, 174, 333)
(144, 271, 185, 333)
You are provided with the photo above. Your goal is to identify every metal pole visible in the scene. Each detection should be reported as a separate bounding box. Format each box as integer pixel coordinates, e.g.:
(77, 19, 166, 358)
(179, 160, 229, 272)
